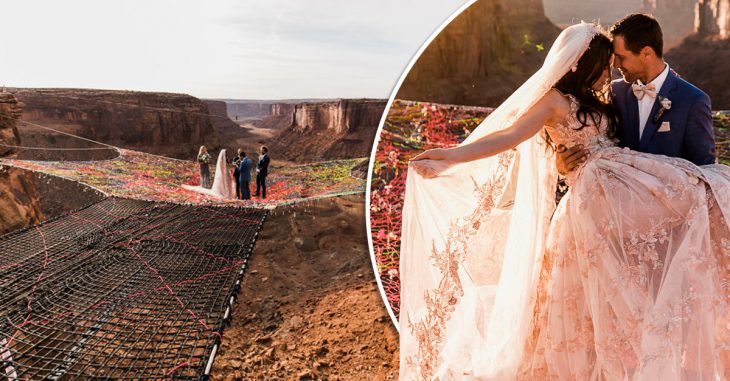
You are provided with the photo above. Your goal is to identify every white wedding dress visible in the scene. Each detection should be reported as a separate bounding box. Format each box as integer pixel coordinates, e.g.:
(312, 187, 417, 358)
(183, 149, 236, 199)
(399, 23, 729, 381)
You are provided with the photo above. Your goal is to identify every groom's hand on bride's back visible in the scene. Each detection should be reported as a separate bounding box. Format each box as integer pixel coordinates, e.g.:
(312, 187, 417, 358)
(555, 144, 586, 175)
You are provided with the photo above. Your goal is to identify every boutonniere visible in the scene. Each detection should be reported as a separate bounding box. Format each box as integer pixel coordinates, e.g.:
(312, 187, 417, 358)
(653, 96, 672, 123)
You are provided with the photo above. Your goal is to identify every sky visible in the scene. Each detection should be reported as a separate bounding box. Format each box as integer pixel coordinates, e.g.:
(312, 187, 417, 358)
(1, 0, 469, 100)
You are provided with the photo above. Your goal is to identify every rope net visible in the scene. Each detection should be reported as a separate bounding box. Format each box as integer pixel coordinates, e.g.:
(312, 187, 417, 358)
(0, 197, 267, 379)
(1, 148, 365, 207)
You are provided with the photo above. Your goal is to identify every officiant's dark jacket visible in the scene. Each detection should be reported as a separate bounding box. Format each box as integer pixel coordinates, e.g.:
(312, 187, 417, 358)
(233, 157, 241, 178)
(611, 70, 716, 166)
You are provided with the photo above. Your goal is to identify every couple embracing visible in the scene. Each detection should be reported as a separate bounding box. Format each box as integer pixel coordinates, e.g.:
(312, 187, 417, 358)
(400, 14, 728, 380)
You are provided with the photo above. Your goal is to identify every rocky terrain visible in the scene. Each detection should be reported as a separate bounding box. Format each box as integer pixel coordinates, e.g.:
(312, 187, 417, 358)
(202, 100, 270, 160)
(255, 103, 298, 131)
(221, 100, 340, 122)
(666, 0, 730, 109)
(695, 0, 730, 38)
(209, 99, 386, 163)
(0, 92, 44, 234)
(396, 0, 561, 106)
(210, 195, 398, 381)
(10, 88, 221, 160)
(6, 89, 384, 165)
(224, 101, 276, 121)
(267, 100, 386, 162)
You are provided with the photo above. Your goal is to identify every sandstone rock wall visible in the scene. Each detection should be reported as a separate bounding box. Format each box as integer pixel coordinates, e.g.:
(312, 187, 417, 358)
(224, 102, 273, 121)
(12, 88, 221, 160)
(269, 100, 386, 162)
(257, 103, 296, 130)
(0, 92, 44, 235)
(696, 0, 730, 37)
(397, 0, 561, 106)
(666, 0, 730, 109)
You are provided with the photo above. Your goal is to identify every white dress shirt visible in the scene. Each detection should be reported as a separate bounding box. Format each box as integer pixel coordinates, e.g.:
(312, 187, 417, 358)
(638, 63, 670, 139)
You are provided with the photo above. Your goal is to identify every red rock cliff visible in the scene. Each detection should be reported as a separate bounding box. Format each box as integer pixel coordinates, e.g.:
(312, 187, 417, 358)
(666, 0, 730, 109)
(268, 99, 386, 162)
(696, 0, 730, 37)
(12, 88, 221, 159)
(397, 0, 561, 106)
(224, 102, 273, 121)
(255, 103, 297, 130)
(0, 92, 44, 234)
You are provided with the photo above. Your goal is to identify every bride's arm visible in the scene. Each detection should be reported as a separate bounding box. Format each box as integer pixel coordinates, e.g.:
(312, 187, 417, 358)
(412, 91, 563, 163)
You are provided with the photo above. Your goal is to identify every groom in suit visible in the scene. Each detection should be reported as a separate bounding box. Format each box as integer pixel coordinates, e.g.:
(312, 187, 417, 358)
(558, 13, 716, 172)
(254, 146, 270, 199)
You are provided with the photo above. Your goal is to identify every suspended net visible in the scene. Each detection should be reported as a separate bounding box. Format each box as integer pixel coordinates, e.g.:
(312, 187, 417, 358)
(0, 197, 267, 379)
(1, 148, 365, 207)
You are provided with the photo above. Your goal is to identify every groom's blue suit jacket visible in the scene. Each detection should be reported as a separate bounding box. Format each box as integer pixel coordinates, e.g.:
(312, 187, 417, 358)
(611, 70, 716, 165)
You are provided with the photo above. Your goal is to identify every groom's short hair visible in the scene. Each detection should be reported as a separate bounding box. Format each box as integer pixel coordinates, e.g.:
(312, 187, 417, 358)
(610, 13, 663, 58)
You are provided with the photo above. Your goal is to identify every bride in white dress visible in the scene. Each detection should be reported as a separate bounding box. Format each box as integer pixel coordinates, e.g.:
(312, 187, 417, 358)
(183, 149, 236, 199)
(399, 22, 729, 380)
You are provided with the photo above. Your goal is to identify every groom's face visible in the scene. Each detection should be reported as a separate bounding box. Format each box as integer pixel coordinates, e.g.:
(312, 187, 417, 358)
(612, 35, 645, 84)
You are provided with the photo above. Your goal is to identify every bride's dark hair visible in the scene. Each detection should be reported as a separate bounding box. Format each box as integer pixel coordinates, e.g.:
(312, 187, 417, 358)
(553, 32, 619, 139)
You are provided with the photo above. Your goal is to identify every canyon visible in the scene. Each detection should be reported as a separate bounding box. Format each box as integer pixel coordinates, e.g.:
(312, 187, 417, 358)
(209, 98, 386, 163)
(6, 88, 385, 164)
(398, 0, 729, 110)
(266, 99, 386, 162)
(222, 99, 330, 123)
(396, 0, 561, 106)
(11, 88, 221, 160)
(0, 91, 44, 235)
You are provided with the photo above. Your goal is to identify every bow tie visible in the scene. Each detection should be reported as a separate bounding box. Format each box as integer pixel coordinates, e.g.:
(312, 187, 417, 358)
(632, 81, 657, 100)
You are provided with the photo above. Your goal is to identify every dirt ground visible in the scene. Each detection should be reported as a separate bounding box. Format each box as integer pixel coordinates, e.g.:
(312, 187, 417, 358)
(210, 194, 399, 380)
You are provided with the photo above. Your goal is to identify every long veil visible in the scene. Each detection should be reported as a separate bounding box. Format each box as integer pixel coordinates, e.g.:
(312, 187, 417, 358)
(210, 149, 235, 199)
(399, 23, 600, 380)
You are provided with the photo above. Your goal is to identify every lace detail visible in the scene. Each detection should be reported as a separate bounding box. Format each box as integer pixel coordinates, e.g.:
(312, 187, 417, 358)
(520, 112, 730, 378)
(405, 150, 515, 381)
(545, 93, 617, 186)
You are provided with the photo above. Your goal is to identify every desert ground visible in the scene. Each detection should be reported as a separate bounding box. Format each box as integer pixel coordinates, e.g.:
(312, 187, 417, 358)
(210, 195, 399, 380)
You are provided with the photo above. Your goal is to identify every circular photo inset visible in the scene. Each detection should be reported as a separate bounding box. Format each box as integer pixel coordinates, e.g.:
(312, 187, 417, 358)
(367, 0, 730, 379)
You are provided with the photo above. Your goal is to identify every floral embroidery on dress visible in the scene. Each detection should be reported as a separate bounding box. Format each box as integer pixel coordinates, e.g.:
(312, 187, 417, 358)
(406, 150, 515, 381)
(517, 92, 730, 379)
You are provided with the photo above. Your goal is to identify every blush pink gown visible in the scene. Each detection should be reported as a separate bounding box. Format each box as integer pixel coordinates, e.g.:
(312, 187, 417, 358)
(518, 94, 730, 380)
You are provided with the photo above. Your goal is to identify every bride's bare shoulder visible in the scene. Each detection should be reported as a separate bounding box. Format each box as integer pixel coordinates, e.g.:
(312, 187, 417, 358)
(538, 88, 573, 125)
(542, 88, 573, 111)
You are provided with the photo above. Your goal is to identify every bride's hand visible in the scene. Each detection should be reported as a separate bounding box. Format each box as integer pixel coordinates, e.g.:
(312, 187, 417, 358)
(410, 148, 449, 162)
(409, 148, 453, 178)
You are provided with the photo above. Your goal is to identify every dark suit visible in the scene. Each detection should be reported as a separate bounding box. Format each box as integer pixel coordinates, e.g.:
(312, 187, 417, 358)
(255, 153, 270, 198)
(237, 157, 252, 200)
(611, 70, 716, 165)
(232, 157, 241, 199)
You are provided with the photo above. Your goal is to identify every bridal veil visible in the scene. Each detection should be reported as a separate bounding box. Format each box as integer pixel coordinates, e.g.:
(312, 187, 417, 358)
(399, 22, 601, 380)
(211, 149, 235, 199)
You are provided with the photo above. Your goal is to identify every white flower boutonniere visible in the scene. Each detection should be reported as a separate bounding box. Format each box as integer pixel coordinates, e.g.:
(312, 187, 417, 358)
(653, 96, 672, 123)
